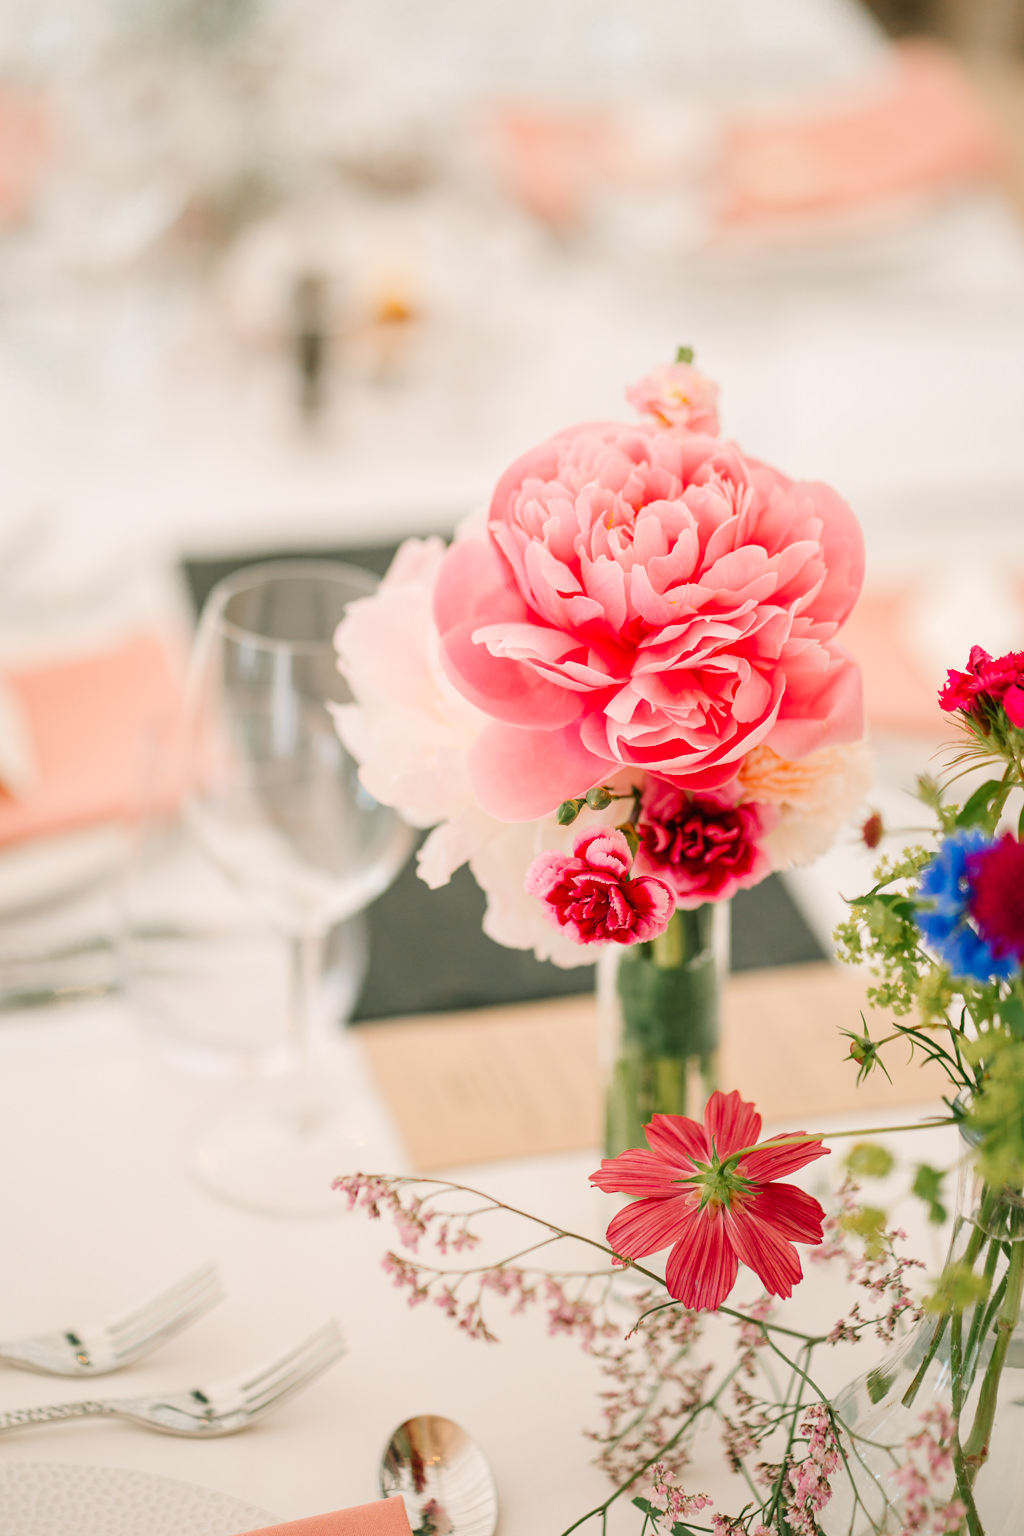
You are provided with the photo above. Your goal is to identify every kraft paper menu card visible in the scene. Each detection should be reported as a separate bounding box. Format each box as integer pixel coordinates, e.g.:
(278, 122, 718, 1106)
(357, 963, 949, 1172)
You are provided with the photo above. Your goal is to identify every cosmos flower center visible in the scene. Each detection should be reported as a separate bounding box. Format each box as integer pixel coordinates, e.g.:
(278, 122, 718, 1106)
(680, 1152, 754, 1212)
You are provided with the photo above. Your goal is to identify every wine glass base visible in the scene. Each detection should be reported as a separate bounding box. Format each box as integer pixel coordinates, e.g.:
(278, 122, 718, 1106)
(190, 1064, 403, 1218)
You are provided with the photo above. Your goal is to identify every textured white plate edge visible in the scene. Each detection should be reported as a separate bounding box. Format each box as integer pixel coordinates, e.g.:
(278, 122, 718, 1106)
(0, 1460, 280, 1534)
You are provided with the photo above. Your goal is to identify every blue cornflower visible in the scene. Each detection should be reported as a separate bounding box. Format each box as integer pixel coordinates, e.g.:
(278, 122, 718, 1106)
(915, 829, 1017, 983)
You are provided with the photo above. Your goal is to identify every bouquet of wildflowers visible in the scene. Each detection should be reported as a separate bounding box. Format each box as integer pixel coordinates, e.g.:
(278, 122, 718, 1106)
(336, 641, 1024, 1536)
(335, 356, 872, 1144)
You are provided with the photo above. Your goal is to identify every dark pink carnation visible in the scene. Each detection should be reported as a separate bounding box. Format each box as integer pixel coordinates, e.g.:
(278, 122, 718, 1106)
(939, 645, 1024, 730)
(635, 782, 774, 906)
(525, 828, 674, 947)
(967, 833, 1024, 962)
(434, 417, 864, 821)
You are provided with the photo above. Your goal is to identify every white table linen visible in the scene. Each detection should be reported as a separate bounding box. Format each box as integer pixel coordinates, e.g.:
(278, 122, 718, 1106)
(0, 998, 956, 1531)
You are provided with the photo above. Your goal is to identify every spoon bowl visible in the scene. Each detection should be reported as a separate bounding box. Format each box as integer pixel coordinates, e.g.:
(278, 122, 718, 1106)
(379, 1415, 498, 1536)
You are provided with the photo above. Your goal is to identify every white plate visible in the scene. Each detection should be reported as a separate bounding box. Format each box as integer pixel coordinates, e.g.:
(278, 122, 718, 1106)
(0, 1462, 279, 1536)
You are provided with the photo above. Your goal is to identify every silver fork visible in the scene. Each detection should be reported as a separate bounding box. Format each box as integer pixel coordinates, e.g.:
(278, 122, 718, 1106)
(0, 1263, 223, 1376)
(0, 1321, 346, 1437)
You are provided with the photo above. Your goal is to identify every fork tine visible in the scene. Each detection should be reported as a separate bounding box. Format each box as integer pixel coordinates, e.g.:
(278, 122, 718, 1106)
(110, 1283, 225, 1363)
(105, 1264, 222, 1347)
(242, 1329, 347, 1418)
(234, 1322, 344, 1398)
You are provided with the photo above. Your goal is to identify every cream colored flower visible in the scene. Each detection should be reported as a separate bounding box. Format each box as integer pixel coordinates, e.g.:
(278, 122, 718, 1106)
(738, 741, 874, 870)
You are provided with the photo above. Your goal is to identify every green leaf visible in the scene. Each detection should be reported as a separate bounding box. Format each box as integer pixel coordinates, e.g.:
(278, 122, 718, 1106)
(632, 1497, 655, 1515)
(911, 1164, 947, 1225)
(867, 1366, 894, 1403)
(955, 778, 1011, 832)
(1002, 993, 1024, 1040)
(675, 345, 694, 364)
(845, 1142, 895, 1179)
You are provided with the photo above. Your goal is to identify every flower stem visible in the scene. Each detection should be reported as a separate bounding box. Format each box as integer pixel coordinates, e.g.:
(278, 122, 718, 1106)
(961, 1232, 1024, 1479)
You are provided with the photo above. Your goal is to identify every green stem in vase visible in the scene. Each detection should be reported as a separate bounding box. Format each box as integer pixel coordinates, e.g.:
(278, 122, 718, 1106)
(962, 1221, 1024, 1481)
(604, 904, 721, 1156)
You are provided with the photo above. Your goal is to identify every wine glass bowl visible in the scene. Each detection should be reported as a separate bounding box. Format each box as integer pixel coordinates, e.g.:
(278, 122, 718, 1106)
(183, 560, 413, 1215)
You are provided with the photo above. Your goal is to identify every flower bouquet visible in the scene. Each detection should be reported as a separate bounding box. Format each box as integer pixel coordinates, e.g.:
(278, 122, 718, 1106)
(335, 642, 1024, 1536)
(334, 354, 871, 1151)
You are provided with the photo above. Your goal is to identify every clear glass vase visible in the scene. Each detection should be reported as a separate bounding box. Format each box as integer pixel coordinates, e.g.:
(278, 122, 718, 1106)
(600, 902, 728, 1157)
(823, 1149, 1024, 1535)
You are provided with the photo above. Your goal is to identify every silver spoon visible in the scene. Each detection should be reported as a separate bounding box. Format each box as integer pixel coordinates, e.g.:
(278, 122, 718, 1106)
(379, 1415, 498, 1536)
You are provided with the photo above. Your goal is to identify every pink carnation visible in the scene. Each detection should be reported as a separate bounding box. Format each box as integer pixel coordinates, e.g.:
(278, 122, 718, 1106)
(626, 361, 720, 434)
(434, 417, 864, 821)
(939, 644, 1024, 730)
(636, 781, 774, 906)
(525, 828, 674, 947)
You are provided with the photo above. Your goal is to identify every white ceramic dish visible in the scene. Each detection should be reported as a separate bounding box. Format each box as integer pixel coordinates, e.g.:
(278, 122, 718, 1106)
(0, 1462, 278, 1536)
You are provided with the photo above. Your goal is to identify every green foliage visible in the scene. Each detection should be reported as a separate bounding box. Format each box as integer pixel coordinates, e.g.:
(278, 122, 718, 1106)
(954, 776, 1013, 833)
(834, 848, 933, 1017)
(845, 1142, 895, 1179)
(924, 1260, 989, 1314)
(911, 1164, 948, 1225)
(963, 1035, 1024, 1189)
(675, 345, 694, 365)
(839, 1205, 888, 1261)
(867, 1366, 894, 1403)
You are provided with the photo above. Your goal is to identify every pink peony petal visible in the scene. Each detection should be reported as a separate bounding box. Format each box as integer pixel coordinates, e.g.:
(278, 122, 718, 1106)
(665, 1206, 739, 1309)
(440, 622, 584, 729)
(433, 536, 526, 635)
(766, 646, 863, 760)
(467, 721, 612, 820)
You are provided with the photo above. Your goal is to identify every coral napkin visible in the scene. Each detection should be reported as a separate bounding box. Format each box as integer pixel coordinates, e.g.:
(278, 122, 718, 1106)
(234, 1498, 412, 1536)
(0, 633, 184, 847)
(718, 40, 997, 227)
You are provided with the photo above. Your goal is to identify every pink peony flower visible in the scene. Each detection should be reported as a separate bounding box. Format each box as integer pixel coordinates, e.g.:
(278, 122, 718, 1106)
(626, 361, 720, 434)
(525, 827, 674, 947)
(939, 644, 1024, 730)
(967, 832, 1024, 963)
(635, 780, 774, 906)
(434, 418, 864, 821)
(590, 1090, 829, 1310)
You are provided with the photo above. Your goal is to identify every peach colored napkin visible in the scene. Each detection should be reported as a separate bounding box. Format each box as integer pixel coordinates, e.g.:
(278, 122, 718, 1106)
(718, 40, 998, 227)
(0, 633, 185, 847)
(234, 1497, 412, 1536)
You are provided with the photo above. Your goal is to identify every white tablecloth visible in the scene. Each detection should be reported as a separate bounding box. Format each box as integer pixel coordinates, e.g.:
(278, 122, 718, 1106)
(0, 996, 957, 1531)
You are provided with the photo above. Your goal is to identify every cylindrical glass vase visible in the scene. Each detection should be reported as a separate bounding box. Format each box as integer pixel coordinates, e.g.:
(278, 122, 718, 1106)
(824, 1148, 1024, 1535)
(600, 901, 728, 1157)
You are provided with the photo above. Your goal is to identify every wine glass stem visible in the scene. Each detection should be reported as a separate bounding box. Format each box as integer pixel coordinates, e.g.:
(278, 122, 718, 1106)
(287, 929, 326, 1072)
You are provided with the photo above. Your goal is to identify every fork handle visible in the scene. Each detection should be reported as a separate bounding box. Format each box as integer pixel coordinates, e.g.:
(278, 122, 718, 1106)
(0, 1400, 111, 1432)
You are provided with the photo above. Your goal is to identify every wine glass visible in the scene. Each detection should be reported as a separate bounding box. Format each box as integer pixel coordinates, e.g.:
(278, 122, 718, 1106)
(184, 559, 412, 1215)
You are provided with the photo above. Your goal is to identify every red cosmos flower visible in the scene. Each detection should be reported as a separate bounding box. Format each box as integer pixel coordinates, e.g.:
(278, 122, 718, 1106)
(635, 782, 774, 907)
(939, 645, 1024, 730)
(967, 833, 1024, 964)
(590, 1090, 828, 1310)
(525, 828, 674, 946)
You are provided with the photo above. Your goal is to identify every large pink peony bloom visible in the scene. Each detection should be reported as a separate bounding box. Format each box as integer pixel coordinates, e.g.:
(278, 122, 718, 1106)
(525, 827, 674, 946)
(591, 1090, 829, 1311)
(435, 423, 864, 821)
